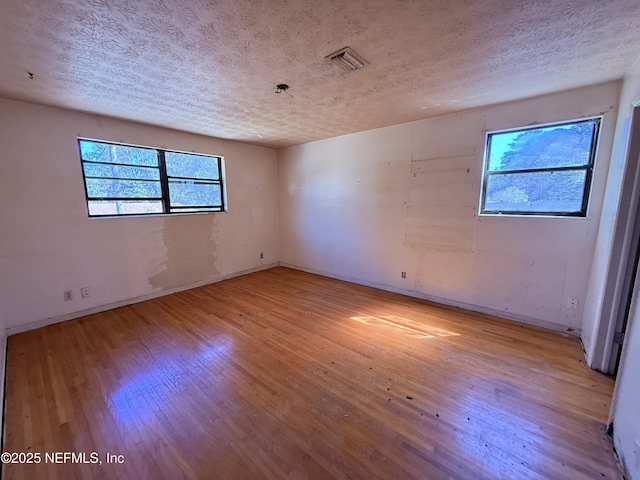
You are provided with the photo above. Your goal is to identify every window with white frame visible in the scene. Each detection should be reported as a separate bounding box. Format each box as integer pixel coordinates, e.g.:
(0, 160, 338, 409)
(78, 139, 225, 217)
(480, 117, 601, 217)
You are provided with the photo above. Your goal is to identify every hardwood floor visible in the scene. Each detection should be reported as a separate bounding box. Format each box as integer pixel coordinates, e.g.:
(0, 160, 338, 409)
(2, 267, 621, 479)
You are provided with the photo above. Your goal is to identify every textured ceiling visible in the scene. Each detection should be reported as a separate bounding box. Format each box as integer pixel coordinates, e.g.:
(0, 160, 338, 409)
(1, 0, 640, 148)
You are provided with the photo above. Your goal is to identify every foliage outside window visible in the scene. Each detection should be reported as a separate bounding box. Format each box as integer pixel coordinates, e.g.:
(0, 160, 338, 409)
(78, 139, 225, 217)
(480, 117, 601, 217)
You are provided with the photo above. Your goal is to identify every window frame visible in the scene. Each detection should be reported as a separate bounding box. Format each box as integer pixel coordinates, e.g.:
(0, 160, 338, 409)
(479, 116, 602, 218)
(78, 138, 226, 218)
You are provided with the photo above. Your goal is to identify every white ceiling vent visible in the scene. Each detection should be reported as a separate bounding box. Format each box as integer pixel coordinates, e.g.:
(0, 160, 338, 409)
(326, 47, 367, 71)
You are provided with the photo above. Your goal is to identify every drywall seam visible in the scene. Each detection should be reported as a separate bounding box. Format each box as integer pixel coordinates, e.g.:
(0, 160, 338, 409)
(280, 262, 581, 337)
(5, 263, 279, 336)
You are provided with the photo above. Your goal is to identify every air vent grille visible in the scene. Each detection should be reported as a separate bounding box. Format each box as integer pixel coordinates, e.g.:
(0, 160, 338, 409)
(326, 47, 367, 71)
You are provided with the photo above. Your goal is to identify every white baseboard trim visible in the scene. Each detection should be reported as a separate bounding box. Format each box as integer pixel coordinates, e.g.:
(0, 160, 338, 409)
(6, 263, 279, 337)
(6, 261, 580, 339)
(279, 263, 581, 337)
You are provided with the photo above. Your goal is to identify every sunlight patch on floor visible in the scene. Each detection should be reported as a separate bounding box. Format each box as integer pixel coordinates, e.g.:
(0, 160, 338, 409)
(350, 315, 460, 339)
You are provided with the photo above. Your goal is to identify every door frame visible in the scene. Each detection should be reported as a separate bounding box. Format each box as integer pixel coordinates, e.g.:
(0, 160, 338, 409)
(593, 103, 640, 374)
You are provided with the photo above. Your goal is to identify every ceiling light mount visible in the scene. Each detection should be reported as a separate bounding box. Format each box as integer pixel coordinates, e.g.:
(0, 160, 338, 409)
(326, 47, 367, 71)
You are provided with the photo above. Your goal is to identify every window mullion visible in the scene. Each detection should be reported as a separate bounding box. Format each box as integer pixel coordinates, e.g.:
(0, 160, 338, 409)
(487, 165, 590, 175)
(218, 158, 225, 211)
(158, 150, 171, 214)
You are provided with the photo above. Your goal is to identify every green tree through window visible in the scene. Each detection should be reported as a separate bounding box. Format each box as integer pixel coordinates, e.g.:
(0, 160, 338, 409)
(78, 139, 224, 217)
(480, 118, 600, 216)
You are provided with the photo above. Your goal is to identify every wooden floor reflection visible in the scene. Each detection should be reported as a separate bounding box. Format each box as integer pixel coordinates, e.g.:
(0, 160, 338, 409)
(3, 267, 621, 479)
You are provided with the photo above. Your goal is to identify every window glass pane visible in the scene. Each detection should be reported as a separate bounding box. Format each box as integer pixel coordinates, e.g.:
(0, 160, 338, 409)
(79, 139, 225, 217)
(79, 140, 158, 167)
(86, 178, 162, 199)
(88, 200, 163, 216)
(165, 152, 219, 179)
(488, 120, 597, 171)
(484, 170, 587, 213)
(168, 180, 221, 207)
(83, 163, 159, 180)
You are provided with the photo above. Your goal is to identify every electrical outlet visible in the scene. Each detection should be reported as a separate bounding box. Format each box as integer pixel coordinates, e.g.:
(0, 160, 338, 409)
(567, 297, 579, 309)
(260, 252, 264, 259)
(401, 271, 406, 279)
(63, 290, 73, 301)
(81, 287, 91, 298)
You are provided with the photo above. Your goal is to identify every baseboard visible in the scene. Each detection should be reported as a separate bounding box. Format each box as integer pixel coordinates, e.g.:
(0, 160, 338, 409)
(6, 263, 279, 337)
(279, 263, 581, 337)
(6, 261, 580, 339)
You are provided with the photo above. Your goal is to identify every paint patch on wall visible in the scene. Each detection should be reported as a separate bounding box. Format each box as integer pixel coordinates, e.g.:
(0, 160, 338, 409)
(148, 215, 221, 291)
(404, 154, 478, 252)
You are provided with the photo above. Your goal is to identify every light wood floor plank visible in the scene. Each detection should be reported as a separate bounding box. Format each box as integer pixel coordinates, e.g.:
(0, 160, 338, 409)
(2, 267, 621, 479)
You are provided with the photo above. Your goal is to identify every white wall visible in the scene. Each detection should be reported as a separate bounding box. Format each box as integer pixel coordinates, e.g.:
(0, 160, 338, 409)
(279, 82, 620, 333)
(0, 309, 5, 447)
(606, 58, 640, 480)
(0, 98, 279, 333)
